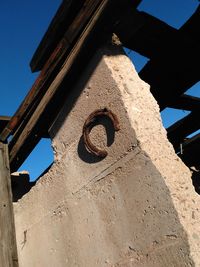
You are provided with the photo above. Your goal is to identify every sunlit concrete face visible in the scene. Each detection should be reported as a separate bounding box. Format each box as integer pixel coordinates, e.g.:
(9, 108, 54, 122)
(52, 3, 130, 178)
(13, 43, 199, 267)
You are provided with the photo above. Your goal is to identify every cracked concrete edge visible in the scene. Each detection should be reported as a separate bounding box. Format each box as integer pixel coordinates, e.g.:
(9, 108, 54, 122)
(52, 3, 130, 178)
(102, 45, 200, 265)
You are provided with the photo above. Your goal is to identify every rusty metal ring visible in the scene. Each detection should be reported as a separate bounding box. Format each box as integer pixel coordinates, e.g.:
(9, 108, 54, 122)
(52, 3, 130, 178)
(82, 108, 120, 158)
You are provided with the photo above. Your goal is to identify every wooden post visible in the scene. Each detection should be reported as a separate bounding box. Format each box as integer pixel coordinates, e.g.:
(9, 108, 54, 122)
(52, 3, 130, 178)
(0, 142, 18, 267)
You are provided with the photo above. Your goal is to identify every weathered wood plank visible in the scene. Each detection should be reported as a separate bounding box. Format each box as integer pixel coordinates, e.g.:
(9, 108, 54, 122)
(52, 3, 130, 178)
(30, 0, 85, 72)
(0, 116, 11, 121)
(0, 0, 103, 142)
(115, 9, 177, 59)
(179, 133, 200, 167)
(139, 53, 199, 110)
(168, 94, 200, 111)
(179, 5, 200, 43)
(0, 116, 11, 134)
(167, 111, 200, 150)
(0, 142, 18, 267)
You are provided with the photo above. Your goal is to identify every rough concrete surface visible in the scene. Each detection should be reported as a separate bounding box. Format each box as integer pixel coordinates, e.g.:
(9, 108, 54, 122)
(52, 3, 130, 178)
(14, 43, 200, 266)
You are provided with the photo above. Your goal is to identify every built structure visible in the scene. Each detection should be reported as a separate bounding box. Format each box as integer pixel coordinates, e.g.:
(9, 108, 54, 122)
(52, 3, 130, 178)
(0, 1, 199, 266)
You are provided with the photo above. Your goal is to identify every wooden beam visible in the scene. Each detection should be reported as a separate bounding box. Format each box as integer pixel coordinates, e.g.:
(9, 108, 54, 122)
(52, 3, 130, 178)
(179, 5, 200, 43)
(0, 0, 105, 142)
(115, 9, 176, 59)
(0, 116, 11, 121)
(115, 5, 200, 61)
(0, 116, 11, 133)
(30, 0, 85, 72)
(179, 133, 200, 167)
(168, 94, 200, 111)
(0, 142, 18, 266)
(139, 53, 199, 110)
(167, 111, 200, 150)
(182, 132, 200, 149)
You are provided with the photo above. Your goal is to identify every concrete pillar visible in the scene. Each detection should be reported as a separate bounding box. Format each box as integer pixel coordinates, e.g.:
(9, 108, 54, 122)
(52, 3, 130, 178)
(14, 43, 199, 266)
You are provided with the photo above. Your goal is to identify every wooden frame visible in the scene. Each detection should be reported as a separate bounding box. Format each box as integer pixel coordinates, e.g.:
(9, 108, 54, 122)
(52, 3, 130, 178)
(0, 142, 18, 266)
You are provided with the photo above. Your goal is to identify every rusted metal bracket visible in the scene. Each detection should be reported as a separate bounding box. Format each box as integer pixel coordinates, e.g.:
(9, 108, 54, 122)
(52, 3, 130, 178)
(82, 108, 120, 157)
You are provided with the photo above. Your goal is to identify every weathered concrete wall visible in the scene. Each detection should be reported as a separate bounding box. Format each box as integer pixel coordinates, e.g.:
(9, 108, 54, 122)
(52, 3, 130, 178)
(14, 43, 200, 266)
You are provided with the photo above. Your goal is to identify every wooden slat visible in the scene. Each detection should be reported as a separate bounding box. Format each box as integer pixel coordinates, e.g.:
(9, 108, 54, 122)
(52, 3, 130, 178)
(167, 111, 200, 150)
(115, 10, 177, 59)
(139, 50, 199, 110)
(0, 116, 11, 133)
(179, 133, 200, 167)
(0, 116, 11, 121)
(179, 5, 200, 43)
(168, 94, 200, 111)
(0, 142, 18, 267)
(0, 0, 104, 142)
(30, 0, 85, 72)
(116, 5, 200, 61)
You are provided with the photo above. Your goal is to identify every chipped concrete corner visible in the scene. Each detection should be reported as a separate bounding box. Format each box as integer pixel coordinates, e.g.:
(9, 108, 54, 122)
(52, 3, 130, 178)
(14, 44, 199, 266)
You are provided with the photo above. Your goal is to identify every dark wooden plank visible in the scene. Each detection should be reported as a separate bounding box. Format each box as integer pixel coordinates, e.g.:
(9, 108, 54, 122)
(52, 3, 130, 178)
(167, 111, 200, 150)
(0, 116, 11, 134)
(115, 10, 177, 59)
(116, 5, 200, 61)
(179, 133, 200, 167)
(179, 5, 200, 43)
(0, 142, 18, 266)
(182, 132, 200, 149)
(0, 116, 11, 121)
(139, 46, 199, 110)
(0, 0, 104, 142)
(30, 0, 85, 72)
(168, 94, 200, 111)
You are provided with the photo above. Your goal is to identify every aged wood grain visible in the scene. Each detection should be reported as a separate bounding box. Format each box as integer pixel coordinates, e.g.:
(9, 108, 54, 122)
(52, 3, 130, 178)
(0, 142, 18, 267)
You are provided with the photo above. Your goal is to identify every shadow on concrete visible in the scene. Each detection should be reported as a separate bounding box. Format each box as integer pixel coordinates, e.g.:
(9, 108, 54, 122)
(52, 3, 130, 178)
(11, 163, 54, 202)
(11, 172, 36, 202)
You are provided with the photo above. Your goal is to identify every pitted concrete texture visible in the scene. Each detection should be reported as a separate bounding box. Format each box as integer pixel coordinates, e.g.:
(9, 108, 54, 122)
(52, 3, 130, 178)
(14, 43, 199, 266)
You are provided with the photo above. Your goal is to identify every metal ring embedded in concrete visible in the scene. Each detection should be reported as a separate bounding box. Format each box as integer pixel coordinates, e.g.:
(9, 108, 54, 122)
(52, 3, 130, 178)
(82, 108, 120, 157)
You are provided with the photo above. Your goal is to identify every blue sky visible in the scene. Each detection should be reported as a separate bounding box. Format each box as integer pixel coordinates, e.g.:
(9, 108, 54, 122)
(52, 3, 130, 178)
(0, 0, 199, 180)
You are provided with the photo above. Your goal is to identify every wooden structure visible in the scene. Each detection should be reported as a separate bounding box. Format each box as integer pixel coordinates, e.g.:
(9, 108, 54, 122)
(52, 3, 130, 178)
(0, 142, 18, 266)
(0, 1, 199, 171)
(0, 116, 11, 134)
